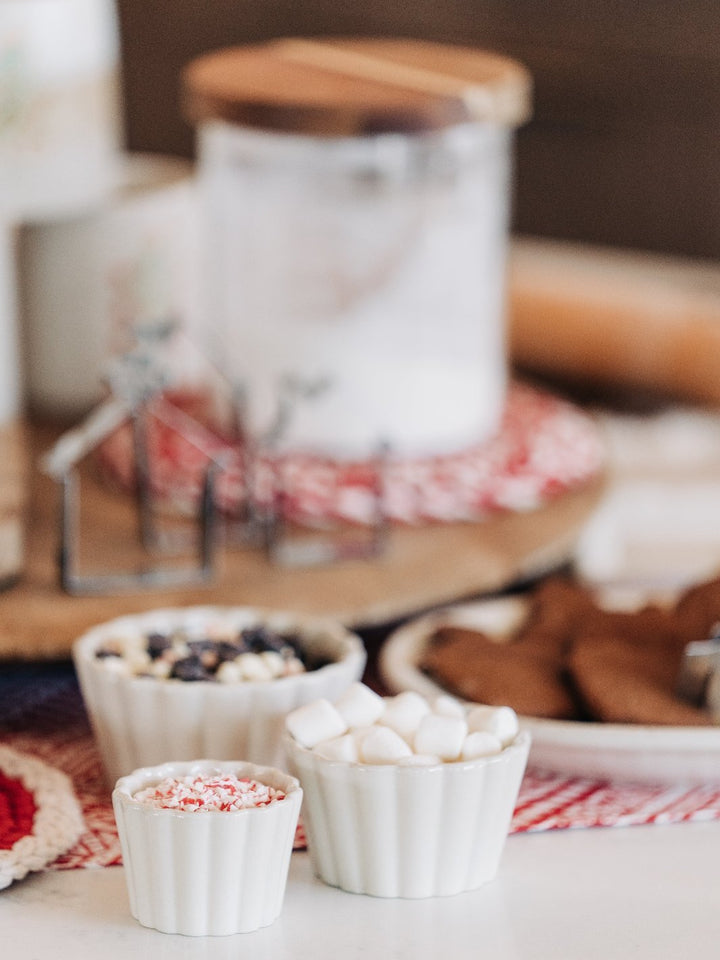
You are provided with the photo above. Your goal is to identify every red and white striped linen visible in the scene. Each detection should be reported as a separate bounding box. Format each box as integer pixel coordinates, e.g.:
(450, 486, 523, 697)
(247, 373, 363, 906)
(3, 723, 720, 873)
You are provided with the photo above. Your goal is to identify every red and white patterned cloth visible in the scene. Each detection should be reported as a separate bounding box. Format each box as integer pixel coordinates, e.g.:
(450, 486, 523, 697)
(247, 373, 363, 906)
(3, 721, 720, 874)
(97, 381, 606, 526)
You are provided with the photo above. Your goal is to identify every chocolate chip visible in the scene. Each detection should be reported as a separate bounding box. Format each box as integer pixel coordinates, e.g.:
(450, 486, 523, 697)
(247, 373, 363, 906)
(215, 640, 244, 663)
(305, 654, 332, 671)
(170, 655, 213, 682)
(147, 633, 171, 659)
(281, 633, 305, 659)
(187, 639, 216, 655)
(203, 651, 222, 671)
(95, 647, 122, 659)
(241, 625, 285, 654)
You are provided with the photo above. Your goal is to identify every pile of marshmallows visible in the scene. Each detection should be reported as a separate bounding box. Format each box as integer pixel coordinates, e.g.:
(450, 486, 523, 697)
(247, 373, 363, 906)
(286, 683, 519, 764)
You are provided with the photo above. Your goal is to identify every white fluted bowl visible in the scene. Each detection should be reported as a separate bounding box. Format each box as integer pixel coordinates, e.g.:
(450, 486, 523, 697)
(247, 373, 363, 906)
(285, 730, 530, 899)
(74, 607, 366, 784)
(113, 759, 302, 935)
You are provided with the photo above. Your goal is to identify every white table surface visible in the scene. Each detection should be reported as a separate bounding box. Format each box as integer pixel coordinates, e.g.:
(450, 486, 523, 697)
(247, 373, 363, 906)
(5, 820, 720, 960)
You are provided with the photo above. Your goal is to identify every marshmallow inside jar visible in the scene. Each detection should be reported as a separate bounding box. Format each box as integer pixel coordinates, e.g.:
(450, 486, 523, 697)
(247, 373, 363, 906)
(284, 683, 530, 898)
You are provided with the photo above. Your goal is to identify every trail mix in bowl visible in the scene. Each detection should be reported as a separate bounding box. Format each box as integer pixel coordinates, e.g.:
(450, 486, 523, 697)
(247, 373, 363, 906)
(94, 623, 330, 682)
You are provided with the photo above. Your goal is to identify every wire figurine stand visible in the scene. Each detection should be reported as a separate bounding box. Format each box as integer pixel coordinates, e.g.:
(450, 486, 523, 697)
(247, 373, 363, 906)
(41, 345, 223, 595)
(42, 355, 391, 595)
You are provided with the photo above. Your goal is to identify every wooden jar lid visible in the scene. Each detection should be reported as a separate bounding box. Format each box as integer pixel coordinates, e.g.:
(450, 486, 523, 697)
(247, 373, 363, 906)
(183, 37, 532, 136)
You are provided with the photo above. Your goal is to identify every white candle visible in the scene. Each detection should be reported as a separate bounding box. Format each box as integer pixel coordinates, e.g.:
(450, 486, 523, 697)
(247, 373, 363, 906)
(18, 154, 202, 419)
(0, 226, 20, 421)
(0, 225, 25, 587)
(0, 0, 121, 221)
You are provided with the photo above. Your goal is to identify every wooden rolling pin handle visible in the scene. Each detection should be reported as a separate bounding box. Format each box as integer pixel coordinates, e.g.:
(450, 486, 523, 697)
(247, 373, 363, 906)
(509, 237, 720, 405)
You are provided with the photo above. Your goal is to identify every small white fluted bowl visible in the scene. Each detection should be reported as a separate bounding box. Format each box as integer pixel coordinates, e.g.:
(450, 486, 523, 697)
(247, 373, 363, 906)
(112, 759, 302, 936)
(74, 607, 366, 784)
(285, 730, 530, 899)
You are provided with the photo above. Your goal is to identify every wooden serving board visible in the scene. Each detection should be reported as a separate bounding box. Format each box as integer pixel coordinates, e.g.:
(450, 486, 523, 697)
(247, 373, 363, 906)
(0, 422, 604, 660)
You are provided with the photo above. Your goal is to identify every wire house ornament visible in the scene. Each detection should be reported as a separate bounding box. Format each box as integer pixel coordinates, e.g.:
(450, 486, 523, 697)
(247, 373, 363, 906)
(42, 360, 390, 595)
(42, 394, 221, 596)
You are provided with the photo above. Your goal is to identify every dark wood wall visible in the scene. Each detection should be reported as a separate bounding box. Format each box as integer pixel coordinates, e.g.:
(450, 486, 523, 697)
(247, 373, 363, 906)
(116, 1, 720, 259)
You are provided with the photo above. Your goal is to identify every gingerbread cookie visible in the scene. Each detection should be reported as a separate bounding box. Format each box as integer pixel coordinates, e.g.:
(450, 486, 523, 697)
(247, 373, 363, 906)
(420, 581, 590, 720)
(516, 577, 596, 654)
(419, 575, 718, 726)
(675, 577, 720, 644)
(567, 632, 712, 726)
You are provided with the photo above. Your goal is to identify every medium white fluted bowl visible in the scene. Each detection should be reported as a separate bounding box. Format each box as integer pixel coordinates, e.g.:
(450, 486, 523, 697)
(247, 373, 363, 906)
(112, 759, 302, 936)
(74, 607, 365, 784)
(285, 730, 530, 899)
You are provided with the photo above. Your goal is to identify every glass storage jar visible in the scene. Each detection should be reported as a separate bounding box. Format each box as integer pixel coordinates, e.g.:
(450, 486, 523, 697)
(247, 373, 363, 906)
(184, 38, 531, 460)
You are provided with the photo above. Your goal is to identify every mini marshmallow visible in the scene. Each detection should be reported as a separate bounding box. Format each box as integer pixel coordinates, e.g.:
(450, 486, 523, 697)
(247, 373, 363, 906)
(461, 731, 503, 760)
(335, 682, 386, 728)
(236, 652, 274, 681)
(466, 705, 519, 747)
(115, 632, 146, 654)
(124, 649, 152, 674)
(433, 694, 466, 719)
(96, 655, 132, 676)
(216, 660, 242, 683)
(284, 657, 306, 676)
(170, 638, 191, 659)
(359, 726, 413, 764)
(286, 698, 348, 748)
(348, 725, 376, 750)
(414, 714, 468, 761)
(313, 734, 359, 763)
(379, 691, 431, 738)
(148, 658, 172, 679)
(259, 650, 285, 677)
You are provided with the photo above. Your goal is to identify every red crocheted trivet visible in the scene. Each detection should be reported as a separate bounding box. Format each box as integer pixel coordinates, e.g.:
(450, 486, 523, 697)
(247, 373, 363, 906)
(0, 770, 37, 850)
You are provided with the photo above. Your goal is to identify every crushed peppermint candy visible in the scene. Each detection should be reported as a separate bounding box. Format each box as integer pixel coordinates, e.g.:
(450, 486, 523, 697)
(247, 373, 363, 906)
(133, 774, 286, 812)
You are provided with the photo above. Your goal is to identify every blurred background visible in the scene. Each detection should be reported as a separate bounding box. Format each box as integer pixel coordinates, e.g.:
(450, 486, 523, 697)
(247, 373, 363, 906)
(117, 0, 720, 259)
(2, 0, 720, 649)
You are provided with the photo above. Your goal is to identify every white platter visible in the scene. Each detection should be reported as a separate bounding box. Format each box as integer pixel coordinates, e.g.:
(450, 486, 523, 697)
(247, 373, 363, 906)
(379, 597, 720, 786)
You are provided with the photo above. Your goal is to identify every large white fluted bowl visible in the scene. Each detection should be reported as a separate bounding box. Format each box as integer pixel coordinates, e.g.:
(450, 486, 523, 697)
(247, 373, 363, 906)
(285, 730, 530, 898)
(74, 606, 366, 784)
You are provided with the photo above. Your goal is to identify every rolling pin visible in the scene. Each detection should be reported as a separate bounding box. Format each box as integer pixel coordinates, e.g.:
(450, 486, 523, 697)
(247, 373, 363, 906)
(508, 236, 720, 405)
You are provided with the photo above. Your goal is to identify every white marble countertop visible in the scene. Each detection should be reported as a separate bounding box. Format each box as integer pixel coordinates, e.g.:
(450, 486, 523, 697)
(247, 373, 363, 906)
(5, 820, 720, 960)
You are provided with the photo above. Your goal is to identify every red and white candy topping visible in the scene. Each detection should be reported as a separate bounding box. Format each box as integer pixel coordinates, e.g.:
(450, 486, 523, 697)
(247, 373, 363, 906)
(133, 774, 286, 812)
